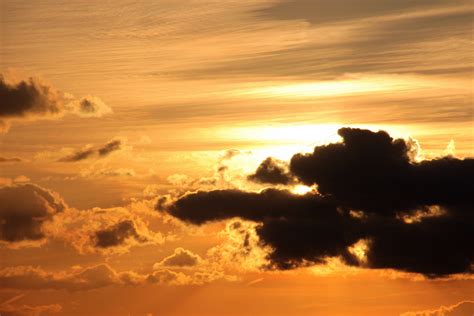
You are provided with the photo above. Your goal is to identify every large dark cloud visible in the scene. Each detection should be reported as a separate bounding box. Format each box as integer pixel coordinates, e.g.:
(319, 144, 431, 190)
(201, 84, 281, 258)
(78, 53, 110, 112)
(0, 184, 66, 243)
(290, 128, 473, 215)
(161, 128, 474, 277)
(58, 139, 123, 162)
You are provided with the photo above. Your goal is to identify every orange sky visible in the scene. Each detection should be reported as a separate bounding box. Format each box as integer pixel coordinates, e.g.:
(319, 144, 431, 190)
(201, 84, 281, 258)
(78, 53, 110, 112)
(0, 1, 473, 315)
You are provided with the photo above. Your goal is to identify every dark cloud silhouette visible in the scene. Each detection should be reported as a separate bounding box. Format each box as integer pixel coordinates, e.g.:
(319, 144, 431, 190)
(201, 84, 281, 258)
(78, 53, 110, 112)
(290, 128, 473, 215)
(59, 147, 96, 162)
(0, 184, 66, 243)
(0, 75, 111, 132)
(0, 76, 64, 119)
(97, 139, 122, 157)
(58, 139, 123, 162)
(248, 157, 294, 185)
(161, 128, 474, 277)
(94, 220, 147, 248)
(164, 188, 360, 269)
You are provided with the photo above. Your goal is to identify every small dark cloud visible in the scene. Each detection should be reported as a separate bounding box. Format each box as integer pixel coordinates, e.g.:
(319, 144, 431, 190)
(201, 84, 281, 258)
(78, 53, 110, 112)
(59, 147, 96, 162)
(248, 157, 294, 185)
(97, 139, 122, 157)
(0, 184, 66, 243)
(58, 139, 123, 162)
(72, 96, 112, 118)
(0, 74, 111, 133)
(94, 220, 147, 248)
(162, 128, 474, 277)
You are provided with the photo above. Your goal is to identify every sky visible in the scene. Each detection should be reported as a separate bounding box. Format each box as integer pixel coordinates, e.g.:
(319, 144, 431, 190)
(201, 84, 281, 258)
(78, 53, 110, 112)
(0, 0, 473, 315)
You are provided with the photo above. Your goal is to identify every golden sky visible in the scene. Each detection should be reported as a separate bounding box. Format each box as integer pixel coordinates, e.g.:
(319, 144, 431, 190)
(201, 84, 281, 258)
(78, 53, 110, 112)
(0, 1, 473, 315)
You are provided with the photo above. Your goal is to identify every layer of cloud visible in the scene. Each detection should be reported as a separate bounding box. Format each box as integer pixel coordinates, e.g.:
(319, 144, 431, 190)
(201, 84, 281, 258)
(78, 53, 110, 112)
(0, 75, 111, 132)
(0, 182, 168, 255)
(0, 261, 233, 292)
(47, 202, 166, 255)
(0, 184, 66, 247)
(400, 300, 474, 316)
(161, 128, 473, 277)
(0, 264, 149, 291)
(58, 138, 123, 162)
(0, 294, 62, 316)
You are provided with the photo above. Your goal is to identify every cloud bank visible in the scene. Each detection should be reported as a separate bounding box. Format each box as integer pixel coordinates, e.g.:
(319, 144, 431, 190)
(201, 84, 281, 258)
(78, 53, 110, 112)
(161, 128, 474, 277)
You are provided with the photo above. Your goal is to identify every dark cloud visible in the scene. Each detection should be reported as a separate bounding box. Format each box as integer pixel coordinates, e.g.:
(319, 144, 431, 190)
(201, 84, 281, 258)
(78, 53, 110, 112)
(59, 147, 96, 162)
(72, 96, 112, 118)
(58, 139, 123, 162)
(0, 75, 111, 132)
(94, 220, 147, 248)
(165, 188, 359, 269)
(0, 184, 66, 243)
(248, 157, 294, 185)
(161, 128, 474, 277)
(97, 139, 122, 157)
(290, 128, 473, 215)
(0, 76, 63, 119)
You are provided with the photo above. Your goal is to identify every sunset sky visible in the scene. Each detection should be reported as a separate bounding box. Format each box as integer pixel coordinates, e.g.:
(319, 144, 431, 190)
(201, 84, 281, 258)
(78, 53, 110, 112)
(0, 1, 473, 315)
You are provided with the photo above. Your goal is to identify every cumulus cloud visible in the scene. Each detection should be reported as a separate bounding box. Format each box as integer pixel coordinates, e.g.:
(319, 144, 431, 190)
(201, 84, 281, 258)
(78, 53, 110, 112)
(161, 128, 474, 277)
(0, 75, 111, 132)
(0, 181, 166, 254)
(68, 95, 112, 118)
(400, 300, 474, 316)
(49, 204, 165, 255)
(247, 157, 294, 185)
(289, 127, 472, 214)
(0, 184, 66, 247)
(153, 248, 202, 268)
(94, 220, 147, 248)
(58, 138, 123, 162)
